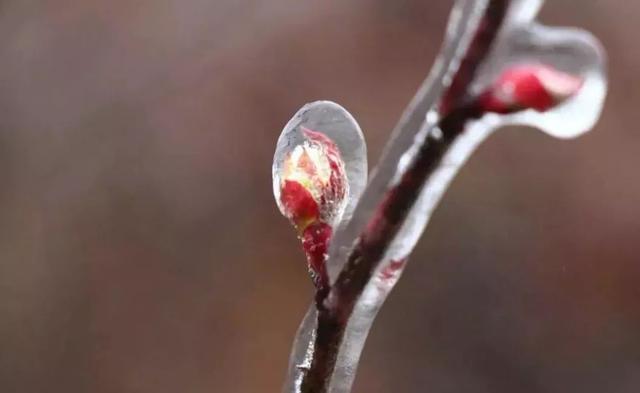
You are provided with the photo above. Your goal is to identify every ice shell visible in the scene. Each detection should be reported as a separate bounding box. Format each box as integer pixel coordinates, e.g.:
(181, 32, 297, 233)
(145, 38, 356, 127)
(273, 101, 367, 228)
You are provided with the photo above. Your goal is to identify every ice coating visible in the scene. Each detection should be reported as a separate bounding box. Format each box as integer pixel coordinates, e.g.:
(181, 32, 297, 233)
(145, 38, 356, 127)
(282, 274, 408, 393)
(273, 101, 367, 230)
(475, 23, 606, 138)
(327, 120, 497, 392)
(282, 305, 317, 393)
(505, 0, 543, 26)
(327, 0, 606, 280)
(378, 0, 608, 264)
(326, 0, 489, 283)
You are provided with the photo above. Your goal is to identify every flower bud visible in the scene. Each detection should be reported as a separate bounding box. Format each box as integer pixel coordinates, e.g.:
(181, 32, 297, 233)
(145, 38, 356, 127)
(276, 127, 349, 289)
(278, 127, 348, 231)
(479, 64, 583, 114)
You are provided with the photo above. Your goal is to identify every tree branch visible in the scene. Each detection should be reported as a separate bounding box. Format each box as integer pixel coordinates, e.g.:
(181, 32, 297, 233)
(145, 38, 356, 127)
(298, 2, 511, 391)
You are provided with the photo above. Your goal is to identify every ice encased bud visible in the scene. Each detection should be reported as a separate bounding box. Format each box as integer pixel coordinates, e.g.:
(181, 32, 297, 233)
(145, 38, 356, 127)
(273, 101, 367, 230)
(473, 2, 607, 138)
(277, 128, 347, 231)
(479, 63, 584, 114)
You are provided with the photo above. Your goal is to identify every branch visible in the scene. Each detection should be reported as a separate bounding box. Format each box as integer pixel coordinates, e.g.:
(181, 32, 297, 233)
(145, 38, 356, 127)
(300, 101, 484, 392)
(298, 2, 511, 391)
(277, 0, 604, 391)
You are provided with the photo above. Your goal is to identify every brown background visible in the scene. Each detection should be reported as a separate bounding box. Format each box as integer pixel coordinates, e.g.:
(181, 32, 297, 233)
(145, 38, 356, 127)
(0, 1, 638, 392)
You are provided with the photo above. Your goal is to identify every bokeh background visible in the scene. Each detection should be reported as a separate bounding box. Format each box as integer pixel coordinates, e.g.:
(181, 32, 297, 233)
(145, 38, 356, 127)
(0, 1, 638, 392)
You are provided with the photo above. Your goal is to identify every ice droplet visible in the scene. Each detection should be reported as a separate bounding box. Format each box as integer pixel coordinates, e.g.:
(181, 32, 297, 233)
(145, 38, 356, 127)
(272, 101, 367, 229)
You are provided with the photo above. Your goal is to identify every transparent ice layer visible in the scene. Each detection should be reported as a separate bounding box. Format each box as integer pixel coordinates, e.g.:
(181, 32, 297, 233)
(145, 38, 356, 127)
(473, 1, 606, 138)
(377, 0, 608, 277)
(273, 101, 368, 229)
(325, 0, 491, 283)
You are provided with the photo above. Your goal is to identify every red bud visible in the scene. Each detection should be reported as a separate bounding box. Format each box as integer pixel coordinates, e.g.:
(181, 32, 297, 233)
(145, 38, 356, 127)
(276, 128, 349, 289)
(280, 180, 320, 231)
(480, 64, 583, 114)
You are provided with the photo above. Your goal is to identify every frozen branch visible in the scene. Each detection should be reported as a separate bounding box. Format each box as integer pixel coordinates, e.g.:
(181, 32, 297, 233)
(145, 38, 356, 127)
(273, 0, 607, 392)
(297, 2, 509, 392)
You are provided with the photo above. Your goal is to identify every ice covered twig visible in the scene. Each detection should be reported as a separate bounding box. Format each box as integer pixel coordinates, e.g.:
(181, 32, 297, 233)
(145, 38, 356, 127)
(275, 0, 607, 392)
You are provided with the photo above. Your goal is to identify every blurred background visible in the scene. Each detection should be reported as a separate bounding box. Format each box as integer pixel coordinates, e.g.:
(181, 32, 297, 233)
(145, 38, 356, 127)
(0, 1, 638, 392)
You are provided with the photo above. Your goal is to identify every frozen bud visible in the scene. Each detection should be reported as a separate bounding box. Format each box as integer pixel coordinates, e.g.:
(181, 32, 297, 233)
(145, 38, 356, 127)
(278, 127, 349, 232)
(276, 127, 349, 289)
(273, 101, 367, 285)
(479, 64, 584, 114)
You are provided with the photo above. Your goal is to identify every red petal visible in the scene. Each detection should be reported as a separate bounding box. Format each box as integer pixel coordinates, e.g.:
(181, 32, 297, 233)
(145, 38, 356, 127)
(280, 180, 319, 228)
(481, 64, 583, 114)
(509, 67, 554, 111)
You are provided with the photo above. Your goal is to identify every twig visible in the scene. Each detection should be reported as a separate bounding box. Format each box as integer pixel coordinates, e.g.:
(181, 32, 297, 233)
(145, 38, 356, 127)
(300, 101, 483, 392)
(298, 3, 511, 391)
